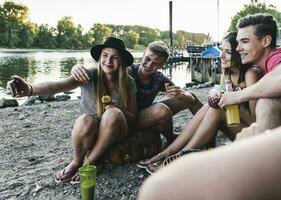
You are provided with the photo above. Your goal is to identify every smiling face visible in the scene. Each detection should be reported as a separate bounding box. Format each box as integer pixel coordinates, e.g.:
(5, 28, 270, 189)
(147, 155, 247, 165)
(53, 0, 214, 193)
(100, 47, 121, 74)
(140, 50, 166, 76)
(236, 26, 266, 67)
(220, 40, 232, 69)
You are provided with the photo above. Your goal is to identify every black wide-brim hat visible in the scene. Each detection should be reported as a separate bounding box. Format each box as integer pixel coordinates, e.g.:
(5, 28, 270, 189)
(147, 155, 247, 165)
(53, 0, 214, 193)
(90, 37, 134, 67)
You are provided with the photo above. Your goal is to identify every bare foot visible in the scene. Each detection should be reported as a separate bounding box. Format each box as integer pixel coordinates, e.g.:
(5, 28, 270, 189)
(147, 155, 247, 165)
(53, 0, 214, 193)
(137, 153, 168, 168)
(54, 162, 81, 183)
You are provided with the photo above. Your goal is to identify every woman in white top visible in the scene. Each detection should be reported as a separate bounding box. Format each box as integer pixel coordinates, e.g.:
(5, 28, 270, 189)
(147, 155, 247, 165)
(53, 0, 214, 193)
(6, 37, 137, 183)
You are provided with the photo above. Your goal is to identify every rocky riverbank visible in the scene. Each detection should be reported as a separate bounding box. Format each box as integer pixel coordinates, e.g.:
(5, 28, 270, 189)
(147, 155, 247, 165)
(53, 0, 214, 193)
(0, 87, 229, 200)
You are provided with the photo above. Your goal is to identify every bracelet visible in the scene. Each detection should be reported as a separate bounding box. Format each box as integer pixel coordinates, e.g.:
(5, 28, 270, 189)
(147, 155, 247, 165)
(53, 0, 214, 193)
(28, 84, 33, 97)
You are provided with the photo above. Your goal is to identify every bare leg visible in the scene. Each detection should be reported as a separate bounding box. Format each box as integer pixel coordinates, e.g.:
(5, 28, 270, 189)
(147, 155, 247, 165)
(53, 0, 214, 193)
(71, 114, 99, 167)
(234, 98, 281, 140)
(157, 92, 203, 143)
(137, 92, 203, 143)
(160, 104, 209, 156)
(159, 105, 246, 157)
(142, 97, 250, 165)
(55, 114, 99, 181)
(140, 103, 244, 165)
(185, 106, 250, 148)
(87, 107, 129, 164)
(184, 107, 225, 149)
(160, 92, 203, 115)
(156, 118, 175, 144)
(137, 103, 173, 129)
(137, 103, 174, 142)
(144, 104, 209, 162)
(255, 97, 281, 130)
(138, 126, 281, 200)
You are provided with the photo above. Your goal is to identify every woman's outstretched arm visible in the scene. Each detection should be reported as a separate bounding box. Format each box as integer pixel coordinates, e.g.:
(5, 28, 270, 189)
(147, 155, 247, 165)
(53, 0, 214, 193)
(7, 75, 81, 97)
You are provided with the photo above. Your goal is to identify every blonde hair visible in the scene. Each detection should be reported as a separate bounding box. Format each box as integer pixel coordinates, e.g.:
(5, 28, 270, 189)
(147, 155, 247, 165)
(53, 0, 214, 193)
(147, 41, 170, 62)
(95, 61, 130, 117)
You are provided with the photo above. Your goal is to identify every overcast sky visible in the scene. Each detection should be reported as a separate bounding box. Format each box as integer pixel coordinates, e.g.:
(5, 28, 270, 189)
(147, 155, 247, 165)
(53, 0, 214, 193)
(2, 0, 281, 41)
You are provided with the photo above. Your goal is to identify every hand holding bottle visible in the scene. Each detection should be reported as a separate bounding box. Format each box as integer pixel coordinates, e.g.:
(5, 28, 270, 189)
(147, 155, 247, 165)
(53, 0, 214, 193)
(224, 80, 240, 127)
(208, 84, 222, 109)
(165, 83, 184, 98)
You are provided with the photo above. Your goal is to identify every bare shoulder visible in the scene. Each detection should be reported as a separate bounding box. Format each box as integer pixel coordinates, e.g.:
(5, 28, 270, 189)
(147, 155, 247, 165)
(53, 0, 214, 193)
(243, 67, 263, 87)
(245, 67, 263, 79)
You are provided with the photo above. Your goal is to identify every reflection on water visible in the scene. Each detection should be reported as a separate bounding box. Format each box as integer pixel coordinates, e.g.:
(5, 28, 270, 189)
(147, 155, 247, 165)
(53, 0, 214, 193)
(60, 57, 80, 78)
(162, 62, 191, 87)
(0, 51, 191, 99)
(0, 57, 30, 86)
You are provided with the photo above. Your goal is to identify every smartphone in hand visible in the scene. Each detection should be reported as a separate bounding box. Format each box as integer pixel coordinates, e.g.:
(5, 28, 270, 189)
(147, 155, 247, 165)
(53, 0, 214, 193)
(165, 82, 170, 91)
(7, 80, 19, 97)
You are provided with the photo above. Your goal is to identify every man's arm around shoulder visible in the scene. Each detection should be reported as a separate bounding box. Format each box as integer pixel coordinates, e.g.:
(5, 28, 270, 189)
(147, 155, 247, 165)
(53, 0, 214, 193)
(246, 63, 281, 99)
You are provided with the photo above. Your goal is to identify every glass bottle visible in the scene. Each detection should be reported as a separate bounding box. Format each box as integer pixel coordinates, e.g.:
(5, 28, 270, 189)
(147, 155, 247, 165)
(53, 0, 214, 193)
(224, 80, 240, 126)
(208, 84, 222, 109)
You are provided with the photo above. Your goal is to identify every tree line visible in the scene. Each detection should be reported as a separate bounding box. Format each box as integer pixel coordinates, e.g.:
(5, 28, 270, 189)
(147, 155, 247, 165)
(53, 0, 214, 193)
(0, 1, 280, 50)
(0, 1, 212, 50)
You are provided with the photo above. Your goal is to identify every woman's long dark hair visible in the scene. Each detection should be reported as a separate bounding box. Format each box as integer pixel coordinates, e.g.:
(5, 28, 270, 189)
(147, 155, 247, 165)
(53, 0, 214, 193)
(223, 32, 251, 84)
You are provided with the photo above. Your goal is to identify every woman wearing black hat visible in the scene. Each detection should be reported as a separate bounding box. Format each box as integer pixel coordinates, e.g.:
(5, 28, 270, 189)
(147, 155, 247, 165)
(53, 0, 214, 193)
(6, 37, 137, 183)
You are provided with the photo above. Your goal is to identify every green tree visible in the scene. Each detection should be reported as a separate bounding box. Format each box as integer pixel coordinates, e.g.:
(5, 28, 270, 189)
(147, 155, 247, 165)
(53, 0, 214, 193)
(159, 31, 170, 45)
(107, 24, 126, 37)
(0, 1, 34, 47)
(173, 30, 211, 47)
(18, 21, 36, 48)
(56, 16, 81, 49)
(89, 23, 112, 45)
(175, 30, 187, 48)
(107, 24, 160, 46)
(33, 24, 57, 48)
(0, 1, 213, 50)
(135, 26, 160, 46)
(228, 0, 281, 32)
(122, 30, 140, 49)
(80, 31, 93, 49)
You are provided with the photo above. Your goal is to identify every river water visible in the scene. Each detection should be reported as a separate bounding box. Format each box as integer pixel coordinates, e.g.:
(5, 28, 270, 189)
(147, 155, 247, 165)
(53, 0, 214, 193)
(0, 50, 191, 101)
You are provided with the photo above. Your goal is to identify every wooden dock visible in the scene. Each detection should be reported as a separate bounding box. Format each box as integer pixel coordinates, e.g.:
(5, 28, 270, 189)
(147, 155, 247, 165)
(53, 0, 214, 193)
(167, 54, 221, 84)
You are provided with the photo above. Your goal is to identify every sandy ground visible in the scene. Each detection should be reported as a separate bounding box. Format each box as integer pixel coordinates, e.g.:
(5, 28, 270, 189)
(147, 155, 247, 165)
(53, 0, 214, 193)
(0, 87, 229, 200)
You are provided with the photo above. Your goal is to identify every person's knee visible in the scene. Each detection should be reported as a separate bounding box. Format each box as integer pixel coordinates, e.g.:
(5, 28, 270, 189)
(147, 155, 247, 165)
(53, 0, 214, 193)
(73, 114, 98, 138)
(180, 92, 194, 102)
(169, 92, 195, 108)
(102, 107, 125, 127)
(154, 103, 173, 122)
(184, 92, 203, 113)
